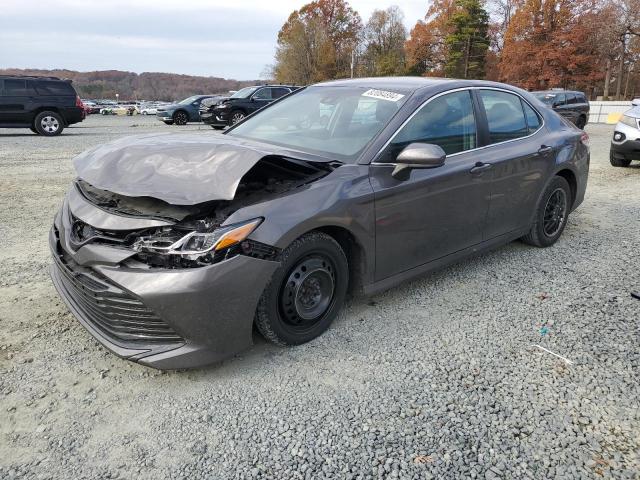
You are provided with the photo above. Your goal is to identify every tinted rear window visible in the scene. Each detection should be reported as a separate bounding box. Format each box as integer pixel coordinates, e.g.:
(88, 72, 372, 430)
(2, 79, 28, 95)
(34, 80, 76, 95)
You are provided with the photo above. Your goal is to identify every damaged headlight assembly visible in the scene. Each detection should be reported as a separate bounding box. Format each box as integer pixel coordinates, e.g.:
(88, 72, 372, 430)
(133, 218, 263, 267)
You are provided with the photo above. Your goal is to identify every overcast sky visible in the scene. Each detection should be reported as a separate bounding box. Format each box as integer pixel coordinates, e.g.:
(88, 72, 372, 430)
(0, 0, 429, 80)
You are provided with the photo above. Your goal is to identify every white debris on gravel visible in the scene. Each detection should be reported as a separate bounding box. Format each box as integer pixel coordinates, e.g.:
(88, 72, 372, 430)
(0, 117, 638, 479)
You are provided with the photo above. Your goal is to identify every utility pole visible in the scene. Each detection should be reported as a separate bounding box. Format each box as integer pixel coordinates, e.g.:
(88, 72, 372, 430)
(351, 49, 355, 78)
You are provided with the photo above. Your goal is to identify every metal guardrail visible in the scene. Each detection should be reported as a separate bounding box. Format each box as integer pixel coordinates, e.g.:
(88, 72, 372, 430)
(589, 101, 633, 124)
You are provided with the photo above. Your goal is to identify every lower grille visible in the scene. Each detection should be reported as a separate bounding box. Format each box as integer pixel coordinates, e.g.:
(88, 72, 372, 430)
(52, 231, 184, 345)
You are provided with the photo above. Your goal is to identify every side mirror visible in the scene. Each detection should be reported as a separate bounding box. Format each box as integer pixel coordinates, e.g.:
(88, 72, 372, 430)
(392, 143, 446, 179)
(632, 98, 640, 107)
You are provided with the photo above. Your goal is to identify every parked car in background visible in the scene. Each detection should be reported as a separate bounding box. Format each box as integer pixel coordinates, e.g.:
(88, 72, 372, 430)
(532, 90, 589, 129)
(156, 95, 218, 125)
(610, 105, 640, 167)
(202, 85, 300, 129)
(0, 75, 85, 135)
(82, 101, 100, 114)
(51, 78, 589, 368)
(137, 102, 166, 115)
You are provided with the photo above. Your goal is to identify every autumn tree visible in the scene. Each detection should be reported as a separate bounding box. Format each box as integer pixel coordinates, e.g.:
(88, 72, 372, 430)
(274, 0, 362, 84)
(359, 6, 407, 76)
(498, 0, 606, 91)
(405, 0, 456, 76)
(444, 0, 490, 78)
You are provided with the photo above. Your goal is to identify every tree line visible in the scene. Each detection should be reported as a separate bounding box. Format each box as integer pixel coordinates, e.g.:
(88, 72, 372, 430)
(0, 68, 256, 101)
(271, 0, 640, 99)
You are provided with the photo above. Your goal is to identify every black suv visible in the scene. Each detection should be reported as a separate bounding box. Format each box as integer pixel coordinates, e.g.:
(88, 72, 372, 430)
(0, 75, 85, 136)
(201, 85, 299, 129)
(532, 90, 590, 129)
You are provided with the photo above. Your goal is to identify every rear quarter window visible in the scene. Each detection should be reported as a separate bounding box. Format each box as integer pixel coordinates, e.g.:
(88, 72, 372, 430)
(35, 80, 76, 96)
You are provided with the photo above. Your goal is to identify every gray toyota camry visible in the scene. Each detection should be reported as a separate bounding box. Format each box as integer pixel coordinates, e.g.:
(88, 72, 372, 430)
(50, 78, 590, 369)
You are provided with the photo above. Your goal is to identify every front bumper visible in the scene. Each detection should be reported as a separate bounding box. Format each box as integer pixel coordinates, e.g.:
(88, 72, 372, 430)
(201, 109, 229, 127)
(610, 137, 640, 161)
(156, 111, 172, 121)
(49, 194, 279, 369)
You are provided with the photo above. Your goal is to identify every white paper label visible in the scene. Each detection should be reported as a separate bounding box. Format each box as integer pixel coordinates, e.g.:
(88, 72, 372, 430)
(362, 89, 405, 102)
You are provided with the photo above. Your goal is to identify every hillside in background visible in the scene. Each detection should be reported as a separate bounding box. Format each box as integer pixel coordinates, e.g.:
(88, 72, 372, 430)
(0, 68, 258, 101)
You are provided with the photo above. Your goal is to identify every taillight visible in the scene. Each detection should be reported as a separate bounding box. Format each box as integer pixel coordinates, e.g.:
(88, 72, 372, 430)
(76, 95, 84, 108)
(580, 131, 589, 148)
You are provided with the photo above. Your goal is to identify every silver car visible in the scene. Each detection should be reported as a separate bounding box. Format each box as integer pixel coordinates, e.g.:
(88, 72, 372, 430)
(610, 100, 640, 167)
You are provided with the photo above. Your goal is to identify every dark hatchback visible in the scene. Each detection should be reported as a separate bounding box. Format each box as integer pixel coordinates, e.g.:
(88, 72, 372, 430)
(533, 90, 590, 129)
(0, 75, 85, 135)
(51, 78, 589, 369)
(201, 85, 299, 129)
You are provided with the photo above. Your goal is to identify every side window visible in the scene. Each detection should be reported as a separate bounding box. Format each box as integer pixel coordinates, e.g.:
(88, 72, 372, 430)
(553, 93, 566, 106)
(577, 94, 588, 104)
(252, 88, 272, 101)
(378, 90, 476, 162)
(479, 90, 528, 144)
(522, 101, 542, 134)
(271, 88, 290, 99)
(4, 79, 27, 95)
(35, 80, 75, 95)
(566, 93, 577, 104)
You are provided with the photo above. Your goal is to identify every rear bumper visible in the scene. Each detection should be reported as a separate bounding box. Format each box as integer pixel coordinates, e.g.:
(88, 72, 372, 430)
(61, 107, 85, 125)
(49, 199, 279, 369)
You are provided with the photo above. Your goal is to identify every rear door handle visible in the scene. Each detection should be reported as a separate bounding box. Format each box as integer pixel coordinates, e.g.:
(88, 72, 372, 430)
(538, 145, 553, 155)
(470, 162, 492, 174)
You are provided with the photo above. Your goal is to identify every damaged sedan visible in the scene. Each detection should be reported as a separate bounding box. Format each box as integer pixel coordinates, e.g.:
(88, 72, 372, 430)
(50, 78, 589, 369)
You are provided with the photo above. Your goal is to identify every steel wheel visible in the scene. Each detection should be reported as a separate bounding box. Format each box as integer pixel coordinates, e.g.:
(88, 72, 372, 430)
(542, 188, 567, 237)
(40, 115, 60, 134)
(231, 111, 245, 125)
(280, 255, 336, 329)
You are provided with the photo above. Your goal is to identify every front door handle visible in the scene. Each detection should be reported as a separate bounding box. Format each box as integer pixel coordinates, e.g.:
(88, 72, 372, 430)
(538, 145, 553, 155)
(470, 162, 492, 174)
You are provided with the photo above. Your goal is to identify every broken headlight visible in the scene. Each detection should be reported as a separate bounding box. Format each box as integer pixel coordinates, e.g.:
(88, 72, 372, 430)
(133, 218, 262, 266)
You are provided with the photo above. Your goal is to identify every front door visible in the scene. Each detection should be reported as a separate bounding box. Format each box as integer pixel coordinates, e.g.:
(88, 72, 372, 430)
(249, 87, 273, 114)
(370, 89, 492, 281)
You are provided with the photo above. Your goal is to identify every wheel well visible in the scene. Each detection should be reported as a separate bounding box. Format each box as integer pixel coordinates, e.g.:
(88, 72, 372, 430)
(314, 226, 366, 296)
(556, 169, 577, 206)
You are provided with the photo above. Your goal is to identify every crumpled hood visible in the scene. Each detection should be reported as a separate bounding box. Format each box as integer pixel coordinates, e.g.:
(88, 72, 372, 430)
(73, 132, 294, 205)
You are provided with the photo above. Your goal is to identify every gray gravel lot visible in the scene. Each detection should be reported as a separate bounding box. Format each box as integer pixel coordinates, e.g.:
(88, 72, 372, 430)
(0, 116, 639, 479)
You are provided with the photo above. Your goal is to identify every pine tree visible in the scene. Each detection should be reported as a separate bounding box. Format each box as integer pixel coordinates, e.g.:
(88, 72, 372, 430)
(444, 0, 490, 79)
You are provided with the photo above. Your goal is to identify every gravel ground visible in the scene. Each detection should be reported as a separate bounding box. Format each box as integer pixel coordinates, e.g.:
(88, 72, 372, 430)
(0, 116, 639, 479)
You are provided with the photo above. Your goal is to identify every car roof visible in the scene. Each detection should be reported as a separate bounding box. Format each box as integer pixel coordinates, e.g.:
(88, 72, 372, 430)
(532, 90, 585, 95)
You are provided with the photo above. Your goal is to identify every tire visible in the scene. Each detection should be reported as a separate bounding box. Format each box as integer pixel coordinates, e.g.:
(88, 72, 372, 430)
(30, 126, 39, 134)
(575, 116, 586, 129)
(230, 110, 246, 125)
(34, 111, 64, 136)
(142, 111, 147, 115)
(212, 125, 225, 130)
(521, 176, 572, 247)
(255, 232, 349, 346)
(173, 111, 188, 125)
(610, 150, 632, 167)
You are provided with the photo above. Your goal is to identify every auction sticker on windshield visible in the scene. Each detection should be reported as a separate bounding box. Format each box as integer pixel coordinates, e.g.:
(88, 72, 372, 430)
(362, 89, 404, 102)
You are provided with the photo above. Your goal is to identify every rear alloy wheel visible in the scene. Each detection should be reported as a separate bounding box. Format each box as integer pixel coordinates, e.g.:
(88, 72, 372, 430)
(34, 111, 64, 136)
(610, 151, 632, 167)
(173, 111, 188, 125)
(230, 110, 246, 125)
(522, 176, 571, 247)
(256, 232, 348, 346)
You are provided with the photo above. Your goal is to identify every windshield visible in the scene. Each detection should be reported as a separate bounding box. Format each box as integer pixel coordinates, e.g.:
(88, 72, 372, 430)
(227, 86, 408, 162)
(178, 95, 200, 105)
(230, 87, 259, 99)
(534, 93, 557, 105)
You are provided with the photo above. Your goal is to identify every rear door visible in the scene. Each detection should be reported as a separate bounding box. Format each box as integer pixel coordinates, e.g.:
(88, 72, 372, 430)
(0, 79, 32, 124)
(370, 89, 492, 280)
(474, 89, 551, 238)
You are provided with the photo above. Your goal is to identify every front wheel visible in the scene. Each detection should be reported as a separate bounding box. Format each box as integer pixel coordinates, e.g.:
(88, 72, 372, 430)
(173, 111, 188, 125)
(521, 176, 571, 247)
(610, 151, 632, 167)
(230, 110, 245, 125)
(34, 111, 64, 136)
(255, 232, 349, 346)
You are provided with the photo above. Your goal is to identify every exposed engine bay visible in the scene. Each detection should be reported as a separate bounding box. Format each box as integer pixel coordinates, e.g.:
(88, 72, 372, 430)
(71, 157, 335, 268)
